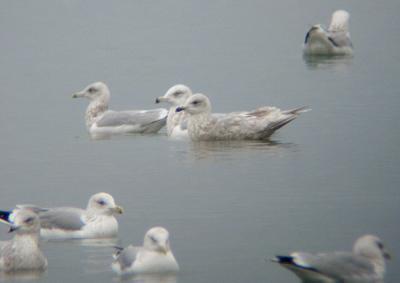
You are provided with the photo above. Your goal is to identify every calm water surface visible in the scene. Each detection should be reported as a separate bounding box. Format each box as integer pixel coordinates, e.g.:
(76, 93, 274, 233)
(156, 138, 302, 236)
(0, 1, 399, 283)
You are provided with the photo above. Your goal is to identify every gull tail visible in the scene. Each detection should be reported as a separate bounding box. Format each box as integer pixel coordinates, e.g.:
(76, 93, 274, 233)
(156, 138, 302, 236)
(0, 210, 13, 224)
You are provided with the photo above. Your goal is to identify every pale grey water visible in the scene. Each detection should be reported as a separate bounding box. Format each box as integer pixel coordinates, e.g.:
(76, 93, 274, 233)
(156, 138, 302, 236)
(0, 1, 399, 283)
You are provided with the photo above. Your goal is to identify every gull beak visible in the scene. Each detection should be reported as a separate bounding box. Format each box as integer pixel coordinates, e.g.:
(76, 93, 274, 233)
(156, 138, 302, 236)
(175, 106, 185, 112)
(111, 206, 123, 214)
(159, 246, 168, 254)
(72, 91, 85, 98)
(8, 225, 20, 233)
(155, 97, 164, 104)
(384, 250, 391, 260)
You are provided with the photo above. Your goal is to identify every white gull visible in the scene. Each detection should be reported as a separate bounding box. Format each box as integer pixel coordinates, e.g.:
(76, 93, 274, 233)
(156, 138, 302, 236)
(0, 209, 47, 272)
(1, 192, 123, 240)
(304, 10, 353, 56)
(272, 235, 391, 283)
(175, 93, 309, 141)
(73, 82, 168, 137)
(112, 227, 179, 275)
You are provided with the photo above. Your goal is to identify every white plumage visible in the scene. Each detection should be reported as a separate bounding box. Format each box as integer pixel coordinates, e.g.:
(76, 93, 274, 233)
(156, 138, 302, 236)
(112, 227, 179, 275)
(9, 192, 123, 240)
(175, 93, 308, 141)
(0, 209, 47, 272)
(73, 82, 168, 137)
(155, 84, 193, 139)
(304, 10, 353, 56)
(273, 235, 391, 283)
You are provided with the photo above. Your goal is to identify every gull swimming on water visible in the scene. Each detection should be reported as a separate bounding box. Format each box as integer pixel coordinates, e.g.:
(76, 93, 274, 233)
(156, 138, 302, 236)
(175, 93, 308, 141)
(0, 209, 47, 272)
(272, 235, 391, 283)
(155, 84, 193, 138)
(112, 227, 179, 275)
(72, 82, 168, 137)
(0, 192, 123, 240)
(304, 10, 353, 56)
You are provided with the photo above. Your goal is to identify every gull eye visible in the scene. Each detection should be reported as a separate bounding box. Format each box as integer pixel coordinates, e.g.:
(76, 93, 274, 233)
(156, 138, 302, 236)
(173, 91, 183, 97)
(192, 100, 200, 105)
(24, 217, 34, 224)
(377, 241, 384, 249)
(88, 87, 96, 93)
(149, 235, 157, 243)
(97, 199, 106, 206)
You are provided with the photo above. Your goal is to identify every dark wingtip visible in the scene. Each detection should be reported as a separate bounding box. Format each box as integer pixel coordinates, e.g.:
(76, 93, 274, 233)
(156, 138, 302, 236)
(155, 98, 160, 104)
(0, 210, 12, 224)
(274, 255, 294, 264)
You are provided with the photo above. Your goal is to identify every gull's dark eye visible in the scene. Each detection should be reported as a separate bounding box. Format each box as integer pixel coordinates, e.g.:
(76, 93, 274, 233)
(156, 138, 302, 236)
(88, 87, 96, 93)
(149, 235, 157, 243)
(173, 91, 183, 97)
(24, 217, 34, 224)
(377, 241, 384, 249)
(97, 199, 106, 206)
(192, 100, 200, 105)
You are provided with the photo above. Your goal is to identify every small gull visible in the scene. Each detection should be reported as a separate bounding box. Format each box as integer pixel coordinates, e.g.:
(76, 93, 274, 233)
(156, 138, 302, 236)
(112, 227, 179, 275)
(272, 235, 390, 283)
(0, 209, 47, 272)
(304, 10, 353, 56)
(175, 93, 309, 141)
(0, 192, 123, 240)
(72, 82, 168, 137)
(155, 84, 193, 138)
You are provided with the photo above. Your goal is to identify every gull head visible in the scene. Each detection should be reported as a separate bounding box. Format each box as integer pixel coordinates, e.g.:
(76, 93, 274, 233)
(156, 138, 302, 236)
(329, 10, 350, 32)
(86, 192, 123, 216)
(144, 227, 171, 254)
(72, 81, 111, 102)
(156, 84, 192, 106)
(8, 209, 41, 235)
(175, 93, 211, 115)
(353, 235, 391, 261)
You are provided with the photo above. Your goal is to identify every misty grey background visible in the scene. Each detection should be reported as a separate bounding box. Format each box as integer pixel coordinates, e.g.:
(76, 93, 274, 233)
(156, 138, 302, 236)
(0, 1, 399, 282)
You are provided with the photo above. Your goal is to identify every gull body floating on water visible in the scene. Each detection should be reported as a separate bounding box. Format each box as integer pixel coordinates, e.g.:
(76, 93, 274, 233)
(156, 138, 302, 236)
(272, 235, 390, 283)
(0, 209, 47, 272)
(0, 193, 123, 240)
(73, 82, 168, 137)
(304, 10, 353, 56)
(175, 93, 308, 141)
(155, 84, 193, 138)
(112, 227, 179, 275)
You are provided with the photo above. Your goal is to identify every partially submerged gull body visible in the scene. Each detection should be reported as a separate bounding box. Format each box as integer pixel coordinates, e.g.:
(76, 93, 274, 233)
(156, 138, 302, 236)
(0, 209, 47, 272)
(0, 192, 123, 240)
(272, 235, 390, 283)
(155, 84, 193, 138)
(304, 10, 353, 56)
(73, 82, 168, 136)
(175, 93, 308, 141)
(112, 227, 179, 275)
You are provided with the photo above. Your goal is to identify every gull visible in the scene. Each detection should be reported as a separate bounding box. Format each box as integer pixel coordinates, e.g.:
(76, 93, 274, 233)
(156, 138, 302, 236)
(0, 192, 123, 240)
(72, 82, 168, 137)
(175, 93, 308, 141)
(304, 10, 353, 56)
(155, 84, 193, 138)
(0, 209, 47, 272)
(112, 227, 179, 275)
(272, 235, 391, 283)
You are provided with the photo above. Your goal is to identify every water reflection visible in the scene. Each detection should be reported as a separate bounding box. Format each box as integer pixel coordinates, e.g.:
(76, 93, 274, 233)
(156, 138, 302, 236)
(0, 270, 47, 282)
(303, 54, 353, 71)
(113, 273, 177, 283)
(188, 139, 296, 160)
